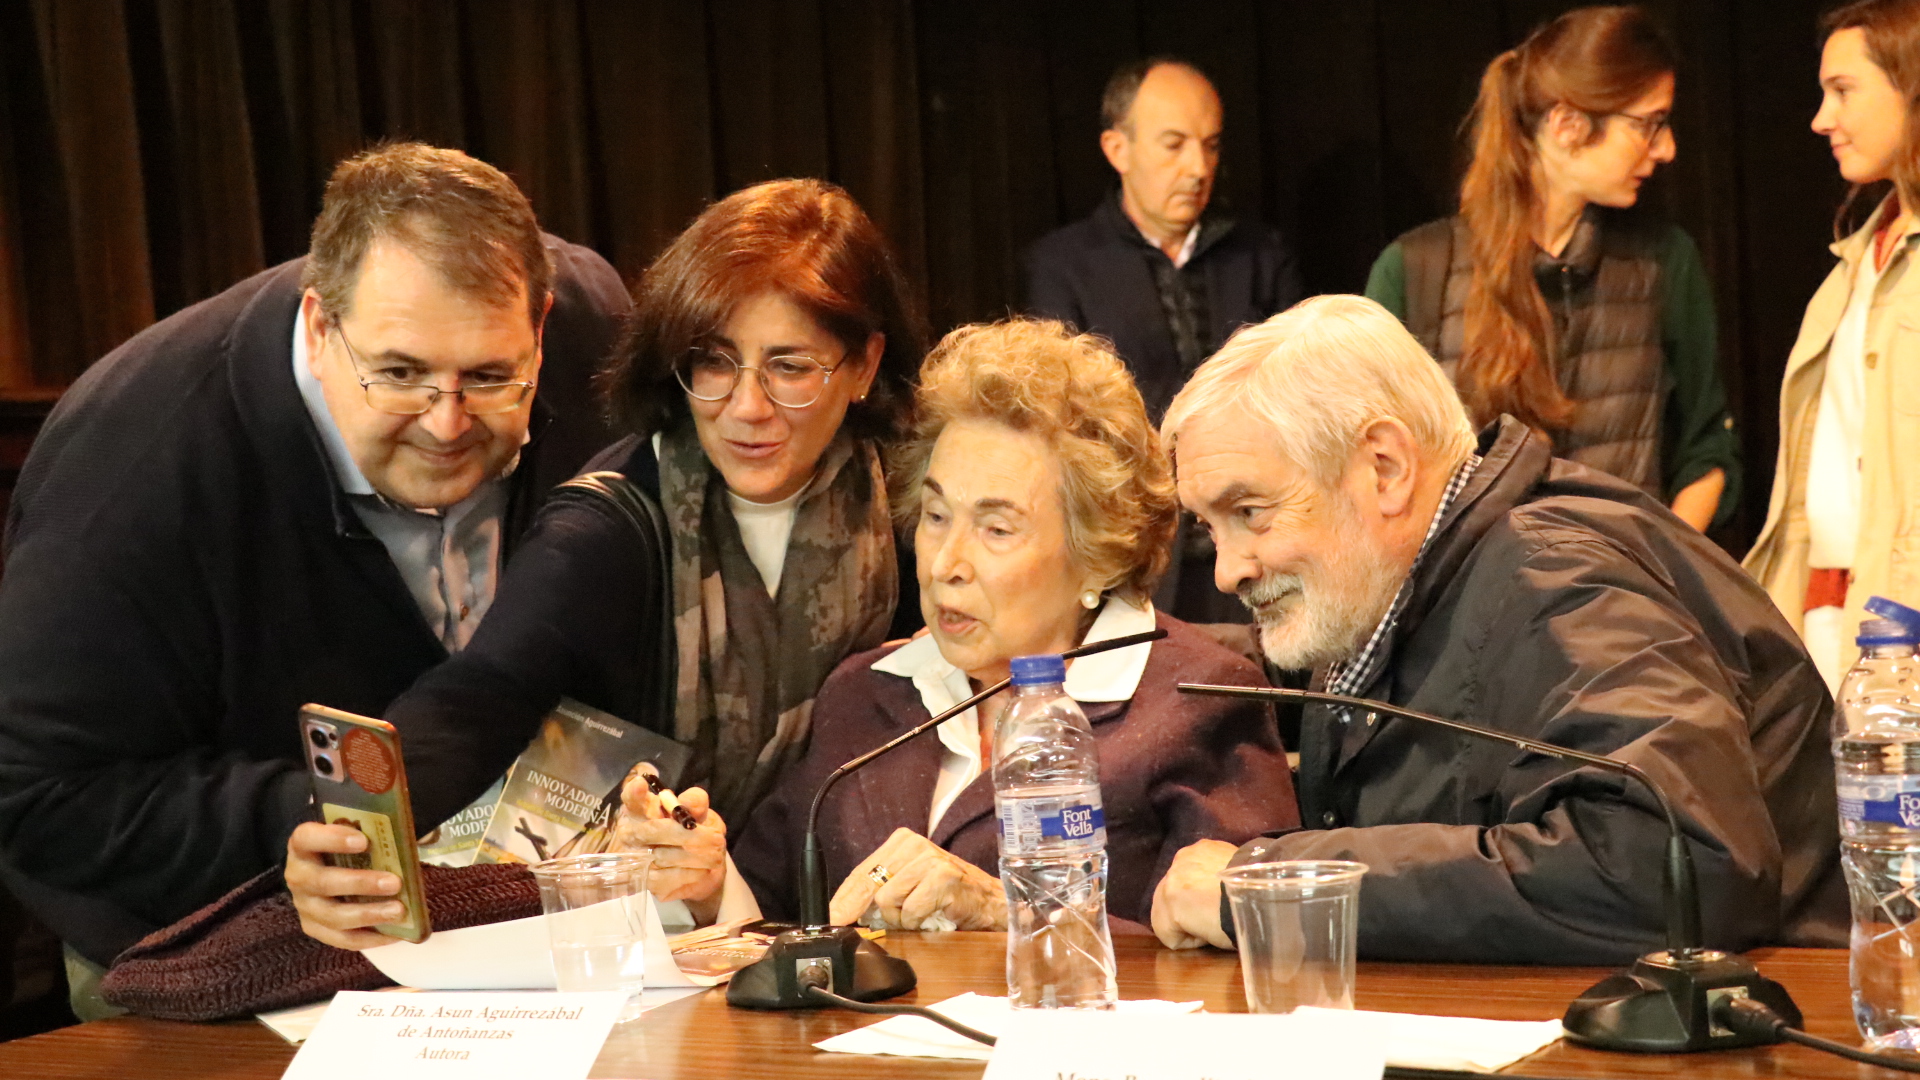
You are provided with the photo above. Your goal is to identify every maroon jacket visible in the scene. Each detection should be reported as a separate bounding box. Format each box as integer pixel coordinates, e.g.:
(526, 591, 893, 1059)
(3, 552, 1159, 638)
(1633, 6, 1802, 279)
(733, 613, 1300, 924)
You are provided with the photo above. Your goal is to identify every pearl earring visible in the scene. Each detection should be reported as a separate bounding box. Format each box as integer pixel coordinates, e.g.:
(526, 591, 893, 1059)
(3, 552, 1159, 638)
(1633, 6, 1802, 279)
(1080, 589, 1101, 610)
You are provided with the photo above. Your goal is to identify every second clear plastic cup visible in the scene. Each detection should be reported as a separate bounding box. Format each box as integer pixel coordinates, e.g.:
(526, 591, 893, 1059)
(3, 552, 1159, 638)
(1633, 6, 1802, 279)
(531, 851, 653, 1020)
(1219, 860, 1367, 1014)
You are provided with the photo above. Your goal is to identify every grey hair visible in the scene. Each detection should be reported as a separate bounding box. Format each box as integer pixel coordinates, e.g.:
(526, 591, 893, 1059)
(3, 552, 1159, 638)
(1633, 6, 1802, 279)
(1161, 295, 1479, 487)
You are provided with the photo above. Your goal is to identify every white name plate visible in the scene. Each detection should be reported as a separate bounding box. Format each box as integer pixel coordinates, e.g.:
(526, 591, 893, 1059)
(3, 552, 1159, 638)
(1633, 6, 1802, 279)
(280, 990, 626, 1079)
(981, 1007, 1388, 1080)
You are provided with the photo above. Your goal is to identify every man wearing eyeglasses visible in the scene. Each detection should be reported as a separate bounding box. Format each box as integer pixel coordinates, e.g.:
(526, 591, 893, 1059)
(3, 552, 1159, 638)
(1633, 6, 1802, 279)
(0, 142, 628, 1010)
(297, 238, 552, 652)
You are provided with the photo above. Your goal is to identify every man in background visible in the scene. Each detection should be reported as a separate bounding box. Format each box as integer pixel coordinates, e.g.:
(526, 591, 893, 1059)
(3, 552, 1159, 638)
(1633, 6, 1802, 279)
(1026, 57, 1301, 621)
(0, 143, 628, 1012)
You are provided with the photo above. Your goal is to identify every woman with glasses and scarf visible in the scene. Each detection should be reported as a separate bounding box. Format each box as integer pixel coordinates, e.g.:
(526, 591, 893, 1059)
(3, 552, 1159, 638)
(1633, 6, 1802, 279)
(285, 179, 927, 946)
(1364, 5, 1739, 534)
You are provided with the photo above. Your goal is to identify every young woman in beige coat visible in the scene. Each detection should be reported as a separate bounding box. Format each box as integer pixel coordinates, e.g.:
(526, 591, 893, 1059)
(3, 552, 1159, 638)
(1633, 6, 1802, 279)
(1747, 0, 1920, 690)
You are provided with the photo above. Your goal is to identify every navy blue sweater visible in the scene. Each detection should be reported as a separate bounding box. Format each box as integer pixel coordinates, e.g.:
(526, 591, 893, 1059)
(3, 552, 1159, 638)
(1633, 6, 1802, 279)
(0, 241, 627, 963)
(1024, 193, 1302, 420)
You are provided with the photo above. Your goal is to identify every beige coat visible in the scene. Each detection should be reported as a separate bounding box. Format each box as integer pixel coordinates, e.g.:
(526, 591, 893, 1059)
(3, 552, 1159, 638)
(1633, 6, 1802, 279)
(1745, 198, 1920, 673)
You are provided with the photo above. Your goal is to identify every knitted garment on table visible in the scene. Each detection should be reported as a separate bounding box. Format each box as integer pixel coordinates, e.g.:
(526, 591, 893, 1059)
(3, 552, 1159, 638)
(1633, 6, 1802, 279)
(98, 862, 540, 1021)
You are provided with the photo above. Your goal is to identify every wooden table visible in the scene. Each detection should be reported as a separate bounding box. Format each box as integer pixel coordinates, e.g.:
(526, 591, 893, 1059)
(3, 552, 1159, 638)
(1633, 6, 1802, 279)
(0, 934, 1895, 1078)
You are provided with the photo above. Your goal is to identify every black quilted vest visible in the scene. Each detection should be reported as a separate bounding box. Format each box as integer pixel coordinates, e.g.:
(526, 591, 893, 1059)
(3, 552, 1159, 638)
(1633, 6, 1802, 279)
(1399, 209, 1666, 497)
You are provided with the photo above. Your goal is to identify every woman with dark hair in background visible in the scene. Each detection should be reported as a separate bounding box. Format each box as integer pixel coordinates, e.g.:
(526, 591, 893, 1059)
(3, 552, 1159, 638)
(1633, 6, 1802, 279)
(1747, 0, 1920, 692)
(1365, 4, 1739, 533)
(284, 178, 929, 946)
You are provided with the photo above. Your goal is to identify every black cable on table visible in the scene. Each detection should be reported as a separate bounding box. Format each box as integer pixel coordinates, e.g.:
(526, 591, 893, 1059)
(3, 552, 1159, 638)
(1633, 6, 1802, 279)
(802, 985, 998, 1046)
(1775, 1028, 1920, 1073)
(1715, 993, 1920, 1073)
(1390, 1060, 1582, 1068)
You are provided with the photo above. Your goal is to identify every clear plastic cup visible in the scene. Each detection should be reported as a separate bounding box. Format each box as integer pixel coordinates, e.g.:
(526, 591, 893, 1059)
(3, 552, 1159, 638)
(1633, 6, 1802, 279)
(531, 851, 653, 1020)
(1219, 860, 1367, 1014)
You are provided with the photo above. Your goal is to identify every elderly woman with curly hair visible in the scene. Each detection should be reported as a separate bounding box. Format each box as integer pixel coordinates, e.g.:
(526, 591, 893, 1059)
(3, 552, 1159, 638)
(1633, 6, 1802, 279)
(729, 318, 1300, 931)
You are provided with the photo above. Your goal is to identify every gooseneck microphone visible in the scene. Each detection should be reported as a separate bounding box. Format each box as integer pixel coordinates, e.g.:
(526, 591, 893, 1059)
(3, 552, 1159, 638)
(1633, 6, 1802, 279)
(727, 627, 1168, 1010)
(1177, 683, 1803, 1053)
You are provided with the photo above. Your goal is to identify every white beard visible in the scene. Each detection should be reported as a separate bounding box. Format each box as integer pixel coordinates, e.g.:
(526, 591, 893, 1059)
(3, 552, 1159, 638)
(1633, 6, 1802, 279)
(1238, 495, 1404, 671)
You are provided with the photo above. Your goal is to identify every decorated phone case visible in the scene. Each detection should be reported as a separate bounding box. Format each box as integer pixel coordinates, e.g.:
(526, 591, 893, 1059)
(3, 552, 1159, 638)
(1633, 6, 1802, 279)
(300, 704, 431, 943)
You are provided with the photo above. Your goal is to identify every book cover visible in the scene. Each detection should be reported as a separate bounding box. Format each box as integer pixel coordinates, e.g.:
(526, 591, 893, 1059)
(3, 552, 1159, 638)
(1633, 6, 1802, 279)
(472, 698, 692, 866)
(416, 776, 503, 868)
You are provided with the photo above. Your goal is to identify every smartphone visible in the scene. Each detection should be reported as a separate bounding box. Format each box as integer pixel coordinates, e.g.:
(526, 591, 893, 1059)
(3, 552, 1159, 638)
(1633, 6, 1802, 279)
(300, 703, 431, 943)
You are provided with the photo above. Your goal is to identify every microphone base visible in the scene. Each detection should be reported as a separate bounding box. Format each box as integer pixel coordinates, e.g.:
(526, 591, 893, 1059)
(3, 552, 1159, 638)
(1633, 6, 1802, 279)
(726, 925, 917, 1010)
(1562, 949, 1802, 1052)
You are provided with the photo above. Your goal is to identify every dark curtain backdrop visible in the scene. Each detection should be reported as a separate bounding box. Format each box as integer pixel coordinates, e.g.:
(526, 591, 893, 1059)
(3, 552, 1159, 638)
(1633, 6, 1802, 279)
(0, 0, 1848, 550)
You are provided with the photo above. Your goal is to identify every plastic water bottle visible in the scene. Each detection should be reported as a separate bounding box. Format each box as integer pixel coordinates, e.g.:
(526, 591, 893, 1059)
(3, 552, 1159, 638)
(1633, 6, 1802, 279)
(993, 653, 1117, 1010)
(1836, 597, 1920, 1049)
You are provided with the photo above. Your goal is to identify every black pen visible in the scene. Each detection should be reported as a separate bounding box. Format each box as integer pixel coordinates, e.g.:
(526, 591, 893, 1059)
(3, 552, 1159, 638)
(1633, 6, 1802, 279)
(643, 770, 699, 830)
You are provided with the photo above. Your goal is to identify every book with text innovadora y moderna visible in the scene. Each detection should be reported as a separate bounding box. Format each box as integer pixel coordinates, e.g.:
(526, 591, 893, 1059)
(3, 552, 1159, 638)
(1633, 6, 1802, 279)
(418, 698, 690, 868)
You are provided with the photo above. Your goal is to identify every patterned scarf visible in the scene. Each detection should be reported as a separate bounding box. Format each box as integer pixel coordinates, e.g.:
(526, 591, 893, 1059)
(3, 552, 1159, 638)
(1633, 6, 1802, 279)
(656, 420, 898, 825)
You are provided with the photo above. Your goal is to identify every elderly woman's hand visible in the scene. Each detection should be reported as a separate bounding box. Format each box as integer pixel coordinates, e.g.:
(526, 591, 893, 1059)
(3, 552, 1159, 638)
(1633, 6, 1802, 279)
(612, 765, 728, 916)
(285, 821, 404, 951)
(829, 827, 1007, 931)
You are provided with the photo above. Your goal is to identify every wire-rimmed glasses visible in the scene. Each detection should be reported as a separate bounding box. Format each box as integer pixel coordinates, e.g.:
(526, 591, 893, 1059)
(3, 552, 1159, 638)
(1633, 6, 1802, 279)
(334, 325, 537, 416)
(1606, 109, 1672, 144)
(674, 347, 842, 409)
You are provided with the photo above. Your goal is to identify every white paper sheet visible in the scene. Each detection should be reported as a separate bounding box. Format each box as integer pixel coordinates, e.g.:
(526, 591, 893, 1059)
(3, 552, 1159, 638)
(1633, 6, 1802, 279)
(815, 995, 1562, 1073)
(258, 986, 710, 1045)
(364, 886, 730, 990)
(812, 993, 1204, 1062)
(983, 1007, 1386, 1080)
(258, 997, 356, 1044)
(280, 990, 624, 1079)
(1295, 1005, 1565, 1072)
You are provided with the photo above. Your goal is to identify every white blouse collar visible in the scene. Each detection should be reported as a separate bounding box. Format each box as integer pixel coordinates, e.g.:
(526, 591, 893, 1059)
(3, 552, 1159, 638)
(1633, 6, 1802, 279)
(871, 594, 1158, 710)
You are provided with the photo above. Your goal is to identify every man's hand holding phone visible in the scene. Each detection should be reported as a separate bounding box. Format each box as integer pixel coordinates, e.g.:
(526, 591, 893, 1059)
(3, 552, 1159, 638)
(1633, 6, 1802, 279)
(286, 821, 408, 950)
(294, 704, 431, 946)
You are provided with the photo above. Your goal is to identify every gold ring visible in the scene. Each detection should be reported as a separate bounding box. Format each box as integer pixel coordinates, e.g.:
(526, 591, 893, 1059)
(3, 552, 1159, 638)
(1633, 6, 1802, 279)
(868, 864, 892, 886)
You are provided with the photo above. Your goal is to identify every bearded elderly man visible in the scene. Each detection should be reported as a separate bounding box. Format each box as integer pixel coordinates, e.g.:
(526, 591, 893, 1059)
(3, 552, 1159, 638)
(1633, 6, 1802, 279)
(0, 143, 627, 1002)
(1149, 295, 1844, 964)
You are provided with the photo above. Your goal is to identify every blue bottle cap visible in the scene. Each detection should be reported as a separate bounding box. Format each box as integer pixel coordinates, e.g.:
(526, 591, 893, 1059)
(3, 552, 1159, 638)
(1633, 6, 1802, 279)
(1009, 653, 1067, 686)
(1858, 618, 1920, 647)
(1866, 596, 1920, 633)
